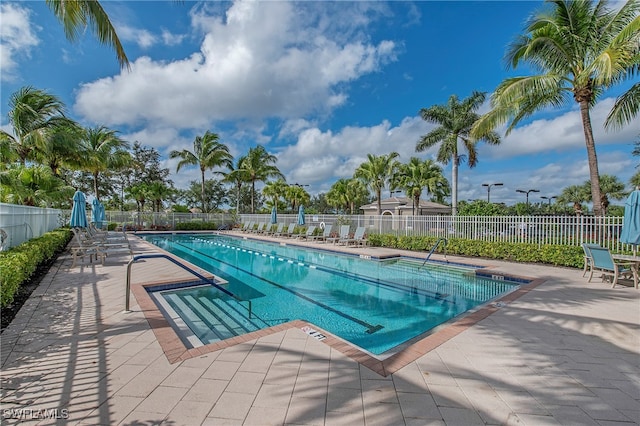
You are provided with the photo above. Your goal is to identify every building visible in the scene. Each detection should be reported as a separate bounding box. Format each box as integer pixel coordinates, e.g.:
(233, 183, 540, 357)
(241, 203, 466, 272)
(359, 196, 451, 217)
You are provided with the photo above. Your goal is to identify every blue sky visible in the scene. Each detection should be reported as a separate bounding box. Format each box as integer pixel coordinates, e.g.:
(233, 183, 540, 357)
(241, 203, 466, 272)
(1, 1, 638, 207)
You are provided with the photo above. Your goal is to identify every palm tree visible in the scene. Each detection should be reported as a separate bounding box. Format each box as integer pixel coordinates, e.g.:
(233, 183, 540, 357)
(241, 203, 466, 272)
(398, 157, 449, 215)
(558, 184, 591, 214)
(472, 0, 640, 215)
(170, 131, 233, 213)
(263, 179, 288, 211)
(0, 164, 73, 207)
(0, 86, 72, 165)
(146, 181, 174, 213)
(45, 0, 129, 68)
(354, 152, 400, 214)
(582, 174, 626, 214)
(417, 91, 500, 216)
(221, 156, 249, 214)
(237, 145, 284, 213)
(606, 83, 640, 130)
(78, 126, 131, 201)
(285, 184, 310, 213)
(32, 121, 83, 176)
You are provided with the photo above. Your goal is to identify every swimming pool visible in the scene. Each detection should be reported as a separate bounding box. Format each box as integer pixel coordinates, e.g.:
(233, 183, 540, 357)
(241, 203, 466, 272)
(142, 233, 520, 356)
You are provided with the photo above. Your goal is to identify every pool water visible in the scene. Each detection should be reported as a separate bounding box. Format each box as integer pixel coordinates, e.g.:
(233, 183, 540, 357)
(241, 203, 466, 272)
(143, 233, 519, 355)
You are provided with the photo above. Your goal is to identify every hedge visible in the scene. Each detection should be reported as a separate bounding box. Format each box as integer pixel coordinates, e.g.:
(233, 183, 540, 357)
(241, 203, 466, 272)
(366, 234, 584, 268)
(0, 228, 73, 308)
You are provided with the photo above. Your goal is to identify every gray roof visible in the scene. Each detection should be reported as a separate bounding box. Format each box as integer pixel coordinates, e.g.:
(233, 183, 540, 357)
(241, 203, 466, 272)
(360, 197, 450, 212)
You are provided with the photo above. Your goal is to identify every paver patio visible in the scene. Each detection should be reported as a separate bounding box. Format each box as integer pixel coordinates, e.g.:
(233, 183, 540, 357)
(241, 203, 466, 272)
(1, 232, 638, 425)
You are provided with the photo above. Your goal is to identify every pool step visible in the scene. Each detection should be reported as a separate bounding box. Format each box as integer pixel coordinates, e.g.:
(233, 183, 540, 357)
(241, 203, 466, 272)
(169, 292, 270, 344)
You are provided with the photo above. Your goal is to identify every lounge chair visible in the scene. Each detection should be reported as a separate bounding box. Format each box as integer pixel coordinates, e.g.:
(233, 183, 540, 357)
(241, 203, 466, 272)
(309, 224, 333, 243)
(581, 243, 601, 277)
(266, 223, 284, 236)
(243, 221, 255, 233)
(338, 226, 366, 246)
(251, 222, 266, 234)
(70, 227, 133, 267)
(297, 225, 316, 240)
(276, 223, 296, 238)
(327, 225, 351, 245)
(88, 222, 128, 242)
(240, 221, 251, 232)
(588, 246, 633, 288)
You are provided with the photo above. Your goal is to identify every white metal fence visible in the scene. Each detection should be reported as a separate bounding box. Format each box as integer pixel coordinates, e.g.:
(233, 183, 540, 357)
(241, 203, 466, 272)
(238, 213, 629, 251)
(0, 203, 64, 251)
(3, 204, 631, 252)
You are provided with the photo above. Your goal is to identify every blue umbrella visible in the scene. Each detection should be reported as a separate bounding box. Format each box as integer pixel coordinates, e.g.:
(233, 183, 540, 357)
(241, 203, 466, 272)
(297, 205, 305, 226)
(70, 191, 88, 228)
(620, 189, 640, 256)
(270, 206, 277, 224)
(92, 198, 106, 229)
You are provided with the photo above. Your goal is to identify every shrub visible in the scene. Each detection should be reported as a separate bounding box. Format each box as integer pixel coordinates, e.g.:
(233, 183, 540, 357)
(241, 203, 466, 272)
(175, 221, 218, 231)
(368, 233, 584, 268)
(0, 228, 72, 308)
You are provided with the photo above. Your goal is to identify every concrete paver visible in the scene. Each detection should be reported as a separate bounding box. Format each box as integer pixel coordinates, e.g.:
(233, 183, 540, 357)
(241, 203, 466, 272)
(1, 232, 639, 425)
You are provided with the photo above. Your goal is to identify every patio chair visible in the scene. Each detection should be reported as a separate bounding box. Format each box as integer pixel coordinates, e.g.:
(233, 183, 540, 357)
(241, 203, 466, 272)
(70, 227, 133, 267)
(309, 224, 332, 243)
(581, 243, 601, 277)
(297, 225, 317, 240)
(338, 226, 366, 246)
(327, 225, 350, 245)
(275, 223, 296, 238)
(243, 221, 255, 233)
(266, 223, 284, 236)
(240, 221, 251, 232)
(251, 222, 266, 234)
(587, 246, 633, 288)
(88, 222, 128, 242)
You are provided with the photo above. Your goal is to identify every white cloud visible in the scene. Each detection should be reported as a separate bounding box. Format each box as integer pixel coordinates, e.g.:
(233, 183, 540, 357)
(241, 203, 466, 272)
(161, 29, 185, 46)
(74, 0, 397, 129)
(116, 24, 157, 49)
(0, 3, 39, 82)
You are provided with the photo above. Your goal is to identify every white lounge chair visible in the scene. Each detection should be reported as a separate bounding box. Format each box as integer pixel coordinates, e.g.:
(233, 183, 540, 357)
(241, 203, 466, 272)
(298, 225, 317, 240)
(327, 225, 350, 245)
(338, 226, 366, 246)
(310, 224, 333, 243)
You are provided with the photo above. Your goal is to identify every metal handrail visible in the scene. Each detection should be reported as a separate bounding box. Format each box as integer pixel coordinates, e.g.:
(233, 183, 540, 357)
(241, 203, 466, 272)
(421, 238, 448, 267)
(125, 253, 251, 318)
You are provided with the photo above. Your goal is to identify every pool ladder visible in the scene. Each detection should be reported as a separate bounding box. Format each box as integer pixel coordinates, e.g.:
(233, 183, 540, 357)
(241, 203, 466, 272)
(125, 253, 251, 318)
(421, 238, 448, 267)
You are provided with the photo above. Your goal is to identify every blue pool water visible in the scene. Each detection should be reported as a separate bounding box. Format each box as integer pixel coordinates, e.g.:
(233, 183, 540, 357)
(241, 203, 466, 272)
(142, 233, 520, 355)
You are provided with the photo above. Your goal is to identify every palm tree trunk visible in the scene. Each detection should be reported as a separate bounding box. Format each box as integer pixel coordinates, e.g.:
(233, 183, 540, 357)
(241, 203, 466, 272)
(236, 183, 241, 214)
(580, 100, 603, 216)
(451, 155, 459, 216)
(93, 171, 100, 200)
(251, 181, 256, 213)
(414, 194, 420, 216)
(377, 189, 382, 215)
(201, 168, 206, 213)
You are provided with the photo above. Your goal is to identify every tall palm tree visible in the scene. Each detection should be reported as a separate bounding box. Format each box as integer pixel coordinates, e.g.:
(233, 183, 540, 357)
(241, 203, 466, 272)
(354, 152, 400, 214)
(32, 121, 83, 176)
(472, 0, 640, 215)
(78, 126, 131, 201)
(45, 0, 129, 69)
(170, 131, 233, 213)
(398, 157, 449, 215)
(417, 91, 500, 216)
(0, 86, 72, 165)
(0, 164, 73, 207)
(237, 145, 284, 213)
(221, 156, 249, 214)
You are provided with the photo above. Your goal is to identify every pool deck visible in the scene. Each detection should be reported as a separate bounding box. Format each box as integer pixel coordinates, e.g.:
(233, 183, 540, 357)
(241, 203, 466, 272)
(1, 231, 639, 425)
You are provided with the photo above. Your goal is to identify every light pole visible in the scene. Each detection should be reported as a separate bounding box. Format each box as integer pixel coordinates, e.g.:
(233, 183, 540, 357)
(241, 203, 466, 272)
(516, 189, 540, 206)
(541, 195, 557, 212)
(482, 183, 503, 203)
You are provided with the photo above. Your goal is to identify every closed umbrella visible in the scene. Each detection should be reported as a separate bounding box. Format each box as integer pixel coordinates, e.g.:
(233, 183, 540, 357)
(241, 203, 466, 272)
(270, 206, 277, 224)
(92, 198, 106, 229)
(70, 191, 88, 228)
(620, 188, 640, 256)
(297, 205, 305, 226)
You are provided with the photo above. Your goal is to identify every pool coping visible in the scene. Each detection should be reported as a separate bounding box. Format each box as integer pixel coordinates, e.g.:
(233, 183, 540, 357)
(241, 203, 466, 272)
(130, 233, 546, 376)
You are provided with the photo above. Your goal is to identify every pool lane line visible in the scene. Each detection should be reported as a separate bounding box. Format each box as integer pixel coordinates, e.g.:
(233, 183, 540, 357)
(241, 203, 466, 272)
(186, 235, 455, 303)
(167, 238, 386, 335)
